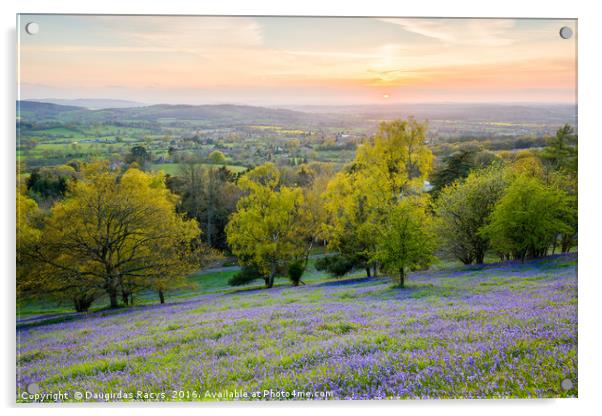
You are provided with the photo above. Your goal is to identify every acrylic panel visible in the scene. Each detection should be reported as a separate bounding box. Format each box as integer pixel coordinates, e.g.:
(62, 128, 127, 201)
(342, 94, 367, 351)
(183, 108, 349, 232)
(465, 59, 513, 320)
(16, 15, 578, 402)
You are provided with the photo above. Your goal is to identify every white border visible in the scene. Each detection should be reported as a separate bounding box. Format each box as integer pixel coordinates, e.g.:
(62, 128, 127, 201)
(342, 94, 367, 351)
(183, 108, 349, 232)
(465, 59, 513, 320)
(3, 1, 600, 415)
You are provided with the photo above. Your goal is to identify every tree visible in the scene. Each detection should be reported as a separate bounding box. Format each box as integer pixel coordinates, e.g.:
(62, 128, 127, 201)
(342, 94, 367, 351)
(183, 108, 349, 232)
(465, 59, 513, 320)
(355, 118, 433, 199)
(125, 145, 151, 167)
(548, 172, 578, 253)
(431, 149, 477, 195)
(169, 163, 241, 250)
(540, 124, 577, 175)
(226, 163, 310, 288)
(539, 125, 578, 253)
(22, 165, 202, 309)
(373, 196, 436, 287)
(481, 175, 573, 262)
(16, 190, 41, 256)
(430, 148, 498, 195)
(323, 171, 378, 276)
(26, 165, 78, 205)
(208, 150, 226, 165)
(323, 118, 433, 276)
(16, 189, 42, 294)
(434, 165, 508, 264)
(298, 166, 331, 266)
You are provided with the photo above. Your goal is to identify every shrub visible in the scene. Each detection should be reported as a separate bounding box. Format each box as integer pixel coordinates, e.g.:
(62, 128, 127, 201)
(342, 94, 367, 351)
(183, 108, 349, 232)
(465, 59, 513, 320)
(315, 255, 354, 278)
(228, 265, 263, 286)
(287, 261, 305, 286)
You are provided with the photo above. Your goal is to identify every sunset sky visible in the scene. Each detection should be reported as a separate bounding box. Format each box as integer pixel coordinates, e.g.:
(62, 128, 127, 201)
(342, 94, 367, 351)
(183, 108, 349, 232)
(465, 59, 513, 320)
(18, 15, 577, 106)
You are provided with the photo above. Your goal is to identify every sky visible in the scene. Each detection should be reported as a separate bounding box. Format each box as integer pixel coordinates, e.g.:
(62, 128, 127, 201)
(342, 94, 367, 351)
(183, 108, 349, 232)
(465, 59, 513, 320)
(17, 15, 577, 106)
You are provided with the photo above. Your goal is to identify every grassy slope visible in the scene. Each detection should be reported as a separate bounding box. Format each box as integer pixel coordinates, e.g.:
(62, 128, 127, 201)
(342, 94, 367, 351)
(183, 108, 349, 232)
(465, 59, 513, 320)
(17, 258, 360, 318)
(17, 254, 577, 400)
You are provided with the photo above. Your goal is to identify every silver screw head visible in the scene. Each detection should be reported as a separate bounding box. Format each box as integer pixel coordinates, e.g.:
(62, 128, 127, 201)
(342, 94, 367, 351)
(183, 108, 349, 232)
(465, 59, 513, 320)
(559, 26, 573, 40)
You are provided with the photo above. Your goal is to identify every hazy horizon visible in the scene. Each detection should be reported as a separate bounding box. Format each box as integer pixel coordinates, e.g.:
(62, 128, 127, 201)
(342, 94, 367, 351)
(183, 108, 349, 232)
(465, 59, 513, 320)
(22, 97, 577, 110)
(18, 15, 577, 106)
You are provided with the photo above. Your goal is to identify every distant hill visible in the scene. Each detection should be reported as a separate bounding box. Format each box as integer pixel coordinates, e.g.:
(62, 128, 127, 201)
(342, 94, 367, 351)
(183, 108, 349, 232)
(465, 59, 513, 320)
(26, 98, 145, 110)
(84, 104, 323, 126)
(16, 100, 577, 135)
(278, 103, 577, 124)
(17, 100, 85, 120)
(16, 101, 331, 128)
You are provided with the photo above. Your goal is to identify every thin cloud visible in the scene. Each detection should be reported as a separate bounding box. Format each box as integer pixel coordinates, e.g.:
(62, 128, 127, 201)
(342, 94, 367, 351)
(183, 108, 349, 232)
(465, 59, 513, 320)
(378, 18, 517, 46)
(96, 16, 264, 48)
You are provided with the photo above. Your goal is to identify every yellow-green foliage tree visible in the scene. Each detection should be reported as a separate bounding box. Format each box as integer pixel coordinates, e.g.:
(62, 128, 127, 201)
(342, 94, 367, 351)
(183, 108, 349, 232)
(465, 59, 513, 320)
(226, 163, 311, 288)
(323, 118, 433, 276)
(374, 196, 436, 287)
(16, 189, 42, 293)
(323, 170, 378, 276)
(481, 175, 573, 262)
(355, 118, 433, 199)
(21, 164, 202, 310)
(208, 150, 226, 165)
(17, 190, 41, 256)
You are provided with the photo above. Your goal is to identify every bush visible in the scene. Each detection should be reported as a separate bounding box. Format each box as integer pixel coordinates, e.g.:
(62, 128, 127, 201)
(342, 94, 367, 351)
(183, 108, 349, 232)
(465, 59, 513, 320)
(315, 255, 354, 278)
(314, 256, 330, 272)
(287, 261, 305, 286)
(228, 265, 263, 286)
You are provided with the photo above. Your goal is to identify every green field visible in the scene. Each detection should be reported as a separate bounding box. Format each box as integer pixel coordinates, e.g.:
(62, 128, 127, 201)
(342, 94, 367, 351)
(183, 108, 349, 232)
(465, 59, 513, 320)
(151, 163, 248, 176)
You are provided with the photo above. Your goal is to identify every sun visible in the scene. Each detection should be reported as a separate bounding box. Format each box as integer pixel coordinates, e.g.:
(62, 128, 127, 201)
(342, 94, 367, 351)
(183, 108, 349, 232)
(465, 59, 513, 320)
(383, 93, 390, 100)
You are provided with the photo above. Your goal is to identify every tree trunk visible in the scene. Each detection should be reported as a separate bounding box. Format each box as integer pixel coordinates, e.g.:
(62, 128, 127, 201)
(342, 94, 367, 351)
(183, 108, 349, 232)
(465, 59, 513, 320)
(399, 268, 405, 288)
(561, 234, 573, 253)
(73, 296, 94, 313)
(109, 290, 119, 308)
(207, 209, 213, 247)
(266, 263, 276, 288)
(475, 251, 485, 265)
(373, 264, 378, 277)
(267, 273, 275, 289)
(122, 291, 130, 306)
(159, 290, 165, 304)
(365, 267, 371, 277)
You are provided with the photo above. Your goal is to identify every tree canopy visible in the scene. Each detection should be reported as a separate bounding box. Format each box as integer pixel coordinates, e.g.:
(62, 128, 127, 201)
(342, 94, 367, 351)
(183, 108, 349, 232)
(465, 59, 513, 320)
(434, 165, 508, 264)
(19, 165, 203, 310)
(323, 118, 434, 278)
(226, 163, 311, 288)
(481, 175, 573, 261)
(373, 196, 436, 287)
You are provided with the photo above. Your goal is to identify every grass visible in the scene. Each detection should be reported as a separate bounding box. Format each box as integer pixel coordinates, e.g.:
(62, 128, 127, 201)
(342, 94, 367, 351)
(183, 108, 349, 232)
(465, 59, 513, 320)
(151, 163, 247, 176)
(16, 254, 577, 401)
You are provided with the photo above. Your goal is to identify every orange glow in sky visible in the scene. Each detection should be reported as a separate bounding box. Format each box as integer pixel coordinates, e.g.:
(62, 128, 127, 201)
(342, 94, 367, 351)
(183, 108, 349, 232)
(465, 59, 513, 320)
(18, 16, 577, 105)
